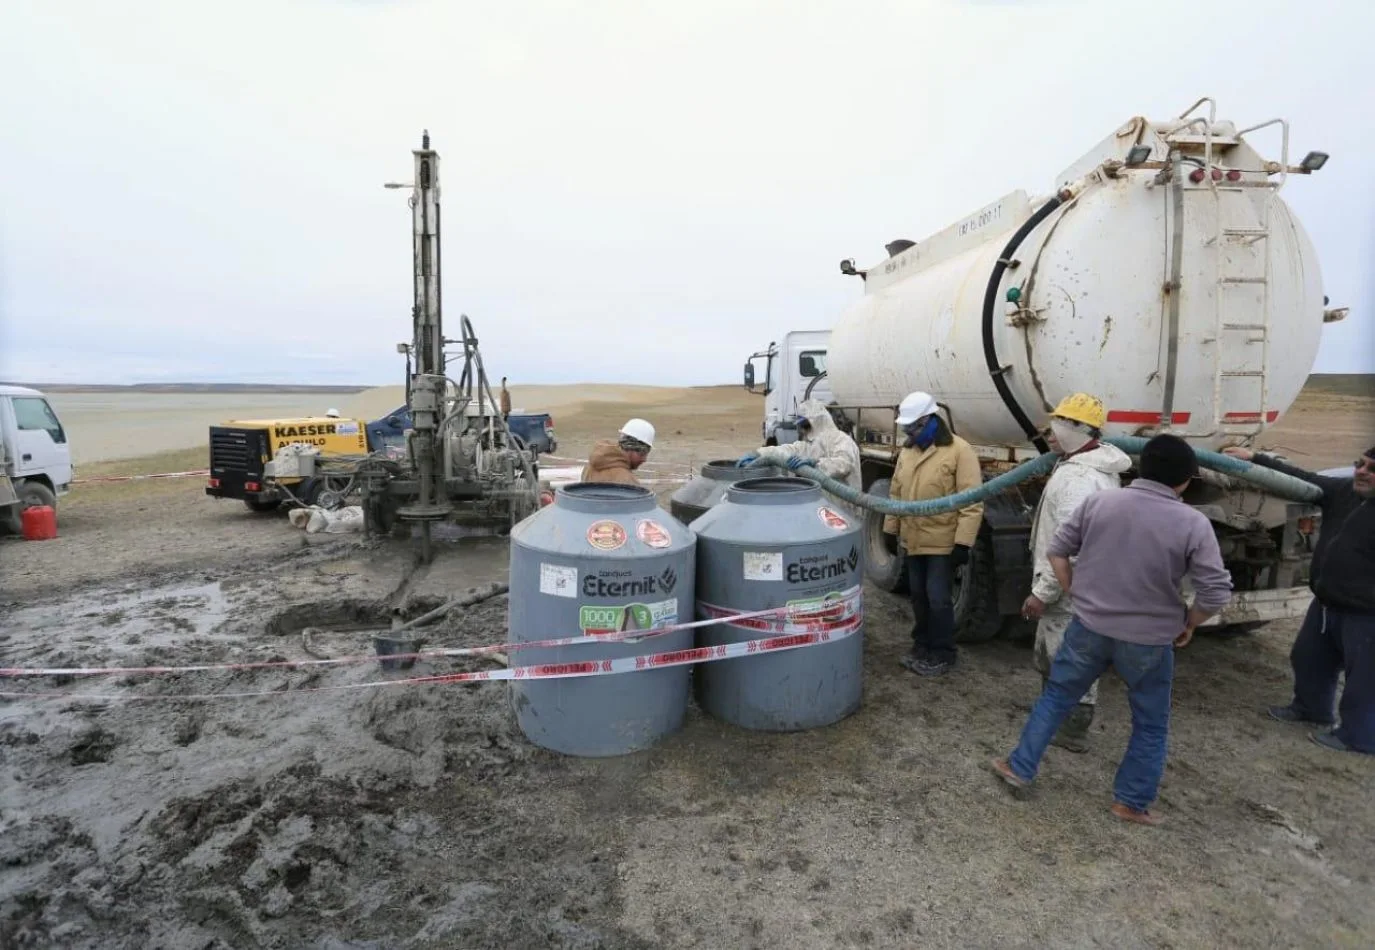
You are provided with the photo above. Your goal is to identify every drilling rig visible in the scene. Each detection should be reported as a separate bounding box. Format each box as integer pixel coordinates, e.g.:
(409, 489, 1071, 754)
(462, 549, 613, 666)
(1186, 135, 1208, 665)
(358, 131, 540, 561)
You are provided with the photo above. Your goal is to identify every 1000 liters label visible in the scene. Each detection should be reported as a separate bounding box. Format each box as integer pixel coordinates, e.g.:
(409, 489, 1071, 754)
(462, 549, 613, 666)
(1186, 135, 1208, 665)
(579, 599, 678, 636)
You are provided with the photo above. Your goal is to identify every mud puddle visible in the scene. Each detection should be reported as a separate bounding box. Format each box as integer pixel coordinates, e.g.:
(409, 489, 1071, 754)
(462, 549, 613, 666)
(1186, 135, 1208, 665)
(0, 550, 650, 949)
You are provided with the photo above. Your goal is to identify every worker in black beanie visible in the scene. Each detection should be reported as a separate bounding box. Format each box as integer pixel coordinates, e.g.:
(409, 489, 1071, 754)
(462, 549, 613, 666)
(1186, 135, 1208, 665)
(1225, 442, 1375, 755)
(1139, 433, 1199, 486)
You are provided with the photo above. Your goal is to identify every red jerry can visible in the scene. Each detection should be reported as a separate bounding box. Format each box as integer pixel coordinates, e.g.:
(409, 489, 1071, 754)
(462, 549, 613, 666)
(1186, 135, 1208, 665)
(21, 505, 58, 541)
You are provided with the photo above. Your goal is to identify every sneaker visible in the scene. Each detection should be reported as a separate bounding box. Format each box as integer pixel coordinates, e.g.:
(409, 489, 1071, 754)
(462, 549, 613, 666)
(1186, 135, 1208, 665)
(990, 758, 1027, 790)
(1110, 802, 1163, 827)
(914, 656, 955, 677)
(898, 651, 925, 673)
(1267, 704, 1335, 727)
(1309, 730, 1352, 753)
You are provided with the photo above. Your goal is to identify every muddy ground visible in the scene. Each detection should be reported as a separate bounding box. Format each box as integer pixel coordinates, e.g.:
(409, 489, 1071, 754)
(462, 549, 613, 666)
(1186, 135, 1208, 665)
(2, 384, 1373, 948)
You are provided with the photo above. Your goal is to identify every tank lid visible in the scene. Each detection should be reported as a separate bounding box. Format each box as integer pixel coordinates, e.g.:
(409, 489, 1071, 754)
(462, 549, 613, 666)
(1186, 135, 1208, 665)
(725, 476, 823, 505)
(555, 481, 657, 513)
(698, 459, 756, 482)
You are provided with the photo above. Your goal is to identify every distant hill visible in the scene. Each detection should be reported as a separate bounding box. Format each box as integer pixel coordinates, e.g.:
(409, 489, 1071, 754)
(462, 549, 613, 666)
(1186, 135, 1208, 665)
(3, 383, 372, 394)
(1304, 374, 1375, 398)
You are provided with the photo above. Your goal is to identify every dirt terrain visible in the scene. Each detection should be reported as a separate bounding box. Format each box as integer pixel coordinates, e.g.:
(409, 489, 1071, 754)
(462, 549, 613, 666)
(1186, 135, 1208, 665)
(1, 383, 1373, 949)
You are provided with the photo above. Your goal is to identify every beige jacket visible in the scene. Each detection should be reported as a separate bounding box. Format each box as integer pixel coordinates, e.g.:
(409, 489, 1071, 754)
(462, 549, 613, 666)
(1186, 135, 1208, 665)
(881, 436, 984, 555)
(580, 441, 640, 486)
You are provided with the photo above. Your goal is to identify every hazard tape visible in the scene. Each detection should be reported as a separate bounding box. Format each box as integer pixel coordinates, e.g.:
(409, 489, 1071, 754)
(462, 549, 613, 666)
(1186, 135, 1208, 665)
(697, 585, 862, 635)
(0, 589, 863, 679)
(0, 612, 863, 703)
(73, 469, 210, 485)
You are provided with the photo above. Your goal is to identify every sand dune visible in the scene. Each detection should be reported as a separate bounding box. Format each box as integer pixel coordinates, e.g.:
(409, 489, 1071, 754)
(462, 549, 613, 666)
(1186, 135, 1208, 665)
(341, 383, 733, 422)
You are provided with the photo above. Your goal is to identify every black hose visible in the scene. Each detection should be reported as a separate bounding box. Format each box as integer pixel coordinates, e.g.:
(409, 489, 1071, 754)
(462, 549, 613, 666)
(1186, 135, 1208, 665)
(981, 195, 1065, 454)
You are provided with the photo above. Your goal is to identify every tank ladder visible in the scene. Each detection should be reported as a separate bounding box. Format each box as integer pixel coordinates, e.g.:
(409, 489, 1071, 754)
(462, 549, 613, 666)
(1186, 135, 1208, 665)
(1207, 118, 1290, 439)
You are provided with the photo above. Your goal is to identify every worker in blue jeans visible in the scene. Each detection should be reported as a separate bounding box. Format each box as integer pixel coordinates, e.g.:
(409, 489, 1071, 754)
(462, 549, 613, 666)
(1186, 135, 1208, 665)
(992, 435, 1234, 826)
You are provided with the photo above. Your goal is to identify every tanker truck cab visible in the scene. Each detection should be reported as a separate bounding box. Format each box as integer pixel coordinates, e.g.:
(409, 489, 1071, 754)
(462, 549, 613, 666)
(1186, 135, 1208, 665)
(0, 385, 73, 533)
(744, 330, 832, 445)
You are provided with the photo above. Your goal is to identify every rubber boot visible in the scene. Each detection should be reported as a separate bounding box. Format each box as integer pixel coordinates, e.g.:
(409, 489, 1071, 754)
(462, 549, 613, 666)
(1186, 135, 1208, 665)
(1051, 703, 1094, 754)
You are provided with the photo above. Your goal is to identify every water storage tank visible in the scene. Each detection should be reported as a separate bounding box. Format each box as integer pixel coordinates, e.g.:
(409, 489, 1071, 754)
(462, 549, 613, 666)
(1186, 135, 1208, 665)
(827, 111, 1329, 449)
(668, 459, 754, 525)
(691, 477, 864, 731)
(508, 483, 695, 756)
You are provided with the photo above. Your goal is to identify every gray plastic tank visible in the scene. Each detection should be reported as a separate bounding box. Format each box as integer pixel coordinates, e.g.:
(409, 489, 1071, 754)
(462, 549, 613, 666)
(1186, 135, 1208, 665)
(691, 476, 865, 731)
(508, 482, 696, 756)
(668, 459, 754, 525)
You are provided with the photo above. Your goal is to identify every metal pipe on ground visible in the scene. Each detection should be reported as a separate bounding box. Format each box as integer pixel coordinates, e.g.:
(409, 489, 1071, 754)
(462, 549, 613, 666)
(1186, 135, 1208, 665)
(371, 581, 509, 670)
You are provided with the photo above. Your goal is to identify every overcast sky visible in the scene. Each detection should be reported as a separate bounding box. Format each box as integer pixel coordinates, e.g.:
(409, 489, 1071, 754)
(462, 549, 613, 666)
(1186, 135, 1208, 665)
(1, 0, 1371, 387)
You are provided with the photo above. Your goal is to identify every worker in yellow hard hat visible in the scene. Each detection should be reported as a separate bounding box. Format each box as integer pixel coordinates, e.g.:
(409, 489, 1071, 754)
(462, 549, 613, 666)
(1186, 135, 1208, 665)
(1020, 392, 1132, 752)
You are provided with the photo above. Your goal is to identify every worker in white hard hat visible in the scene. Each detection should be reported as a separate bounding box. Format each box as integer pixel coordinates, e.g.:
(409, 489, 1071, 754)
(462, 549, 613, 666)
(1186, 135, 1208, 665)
(325, 408, 341, 418)
(882, 391, 984, 676)
(1020, 392, 1132, 752)
(581, 418, 656, 487)
(736, 399, 862, 513)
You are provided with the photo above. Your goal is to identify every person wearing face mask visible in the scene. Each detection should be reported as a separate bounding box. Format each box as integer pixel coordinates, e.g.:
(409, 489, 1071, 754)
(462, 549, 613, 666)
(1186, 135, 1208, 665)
(881, 391, 984, 676)
(736, 399, 863, 515)
(1021, 393, 1132, 753)
(1224, 443, 1375, 755)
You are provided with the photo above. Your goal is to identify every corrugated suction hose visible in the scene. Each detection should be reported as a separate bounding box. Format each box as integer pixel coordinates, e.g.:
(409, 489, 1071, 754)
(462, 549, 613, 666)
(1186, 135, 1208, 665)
(752, 438, 1322, 516)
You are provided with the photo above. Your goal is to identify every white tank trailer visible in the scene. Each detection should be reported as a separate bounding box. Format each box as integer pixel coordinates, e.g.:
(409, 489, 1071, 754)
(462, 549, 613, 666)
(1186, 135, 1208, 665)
(751, 99, 1347, 641)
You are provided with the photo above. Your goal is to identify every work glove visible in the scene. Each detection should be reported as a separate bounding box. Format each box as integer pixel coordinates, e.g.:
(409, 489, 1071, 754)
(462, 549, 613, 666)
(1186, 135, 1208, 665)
(950, 544, 971, 569)
(785, 456, 810, 471)
(736, 455, 758, 468)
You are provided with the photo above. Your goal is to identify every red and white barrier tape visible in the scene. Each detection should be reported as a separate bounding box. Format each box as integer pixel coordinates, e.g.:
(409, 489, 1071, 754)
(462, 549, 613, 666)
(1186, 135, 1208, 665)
(74, 469, 210, 485)
(0, 588, 862, 679)
(0, 611, 862, 703)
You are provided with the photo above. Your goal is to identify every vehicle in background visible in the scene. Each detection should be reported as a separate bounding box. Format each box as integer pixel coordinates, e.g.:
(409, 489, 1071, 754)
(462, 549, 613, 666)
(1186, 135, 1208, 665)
(205, 415, 369, 512)
(0, 385, 74, 534)
(206, 405, 557, 515)
(744, 330, 832, 445)
(746, 100, 1344, 641)
(368, 406, 557, 457)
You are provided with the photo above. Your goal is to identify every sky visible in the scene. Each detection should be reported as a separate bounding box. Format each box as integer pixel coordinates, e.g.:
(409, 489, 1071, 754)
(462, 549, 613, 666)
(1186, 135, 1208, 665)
(1, 0, 1372, 387)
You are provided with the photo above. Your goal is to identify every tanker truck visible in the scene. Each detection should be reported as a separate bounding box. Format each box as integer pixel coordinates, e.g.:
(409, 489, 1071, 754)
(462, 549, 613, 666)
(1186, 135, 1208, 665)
(745, 99, 1350, 641)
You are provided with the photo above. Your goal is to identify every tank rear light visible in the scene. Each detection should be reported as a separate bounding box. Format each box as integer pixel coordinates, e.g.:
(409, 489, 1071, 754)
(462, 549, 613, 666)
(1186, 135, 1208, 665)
(207, 477, 220, 489)
(1226, 169, 1242, 182)
(1189, 168, 1206, 183)
(245, 481, 261, 492)
(1211, 168, 1223, 181)
(1297, 517, 1316, 535)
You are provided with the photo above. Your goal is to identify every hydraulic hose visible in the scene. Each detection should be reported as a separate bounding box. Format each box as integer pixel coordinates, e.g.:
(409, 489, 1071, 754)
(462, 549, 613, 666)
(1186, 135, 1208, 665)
(982, 194, 1066, 454)
(754, 437, 1322, 516)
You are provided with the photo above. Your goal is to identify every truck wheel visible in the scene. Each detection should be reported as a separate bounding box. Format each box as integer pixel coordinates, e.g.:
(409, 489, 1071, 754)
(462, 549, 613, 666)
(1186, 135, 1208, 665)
(863, 478, 909, 595)
(953, 532, 1002, 643)
(243, 498, 282, 513)
(2, 482, 57, 534)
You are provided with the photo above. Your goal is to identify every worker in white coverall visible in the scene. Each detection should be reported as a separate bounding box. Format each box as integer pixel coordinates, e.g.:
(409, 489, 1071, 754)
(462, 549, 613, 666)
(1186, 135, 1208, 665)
(738, 399, 863, 513)
(1020, 393, 1132, 753)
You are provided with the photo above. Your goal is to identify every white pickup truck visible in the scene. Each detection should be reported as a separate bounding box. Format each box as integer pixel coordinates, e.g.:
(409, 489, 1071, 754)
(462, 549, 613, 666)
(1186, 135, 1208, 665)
(0, 385, 74, 534)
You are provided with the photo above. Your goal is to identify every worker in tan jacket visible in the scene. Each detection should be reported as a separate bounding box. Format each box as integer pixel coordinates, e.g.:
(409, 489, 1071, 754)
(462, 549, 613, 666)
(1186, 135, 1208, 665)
(580, 418, 656, 487)
(882, 391, 984, 676)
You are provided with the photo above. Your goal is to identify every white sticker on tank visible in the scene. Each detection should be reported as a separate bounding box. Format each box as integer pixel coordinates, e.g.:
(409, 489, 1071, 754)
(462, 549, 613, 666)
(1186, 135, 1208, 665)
(539, 563, 578, 598)
(743, 551, 784, 582)
(334, 421, 360, 435)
